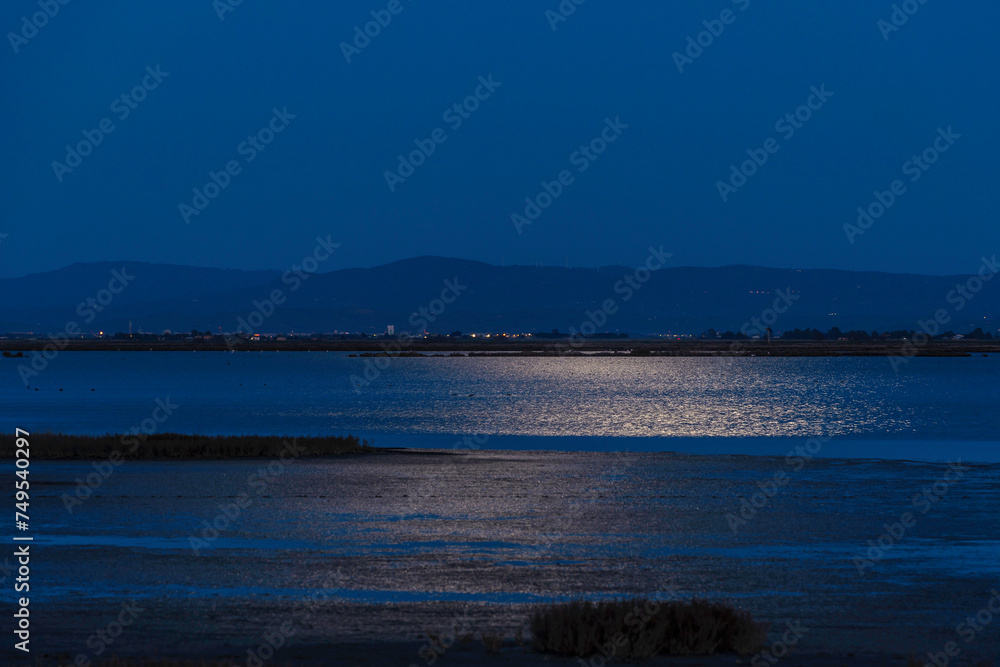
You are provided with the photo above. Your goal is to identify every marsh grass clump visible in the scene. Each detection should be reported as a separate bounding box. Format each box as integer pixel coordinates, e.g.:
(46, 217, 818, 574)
(1, 432, 373, 460)
(530, 598, 767, 659)
(98, 660, 256, 666)
(29, 659, 280, 666)
(479, 631, 504, 653)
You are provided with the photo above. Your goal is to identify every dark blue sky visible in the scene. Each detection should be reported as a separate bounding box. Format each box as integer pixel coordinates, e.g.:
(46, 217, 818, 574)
(3, 0, 997, 278)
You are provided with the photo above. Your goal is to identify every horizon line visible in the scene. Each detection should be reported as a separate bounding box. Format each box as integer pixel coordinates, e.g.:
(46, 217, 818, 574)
(0, 255, 979, 281)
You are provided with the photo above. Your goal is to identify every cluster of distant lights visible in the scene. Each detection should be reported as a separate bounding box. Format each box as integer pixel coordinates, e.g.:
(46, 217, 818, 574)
(9, 323, 998, 340)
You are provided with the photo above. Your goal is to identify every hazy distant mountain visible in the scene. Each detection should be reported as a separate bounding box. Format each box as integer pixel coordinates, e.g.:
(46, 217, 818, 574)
(2, 257, 997, 335)
(0, 262, 279, 333)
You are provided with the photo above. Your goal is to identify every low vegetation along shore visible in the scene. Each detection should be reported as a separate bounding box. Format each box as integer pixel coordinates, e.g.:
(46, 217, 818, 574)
(13, 598, 771, 665)
(530, 598, 766, 658)
(0, 432, 372, 459)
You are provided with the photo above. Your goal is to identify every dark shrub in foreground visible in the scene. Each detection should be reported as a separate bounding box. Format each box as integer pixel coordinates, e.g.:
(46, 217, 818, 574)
(530, 598, 767, 658)
(1, 432, 372, 459)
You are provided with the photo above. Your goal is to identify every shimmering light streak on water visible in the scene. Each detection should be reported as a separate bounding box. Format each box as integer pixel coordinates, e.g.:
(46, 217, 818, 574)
(3, 354, 1000, 448)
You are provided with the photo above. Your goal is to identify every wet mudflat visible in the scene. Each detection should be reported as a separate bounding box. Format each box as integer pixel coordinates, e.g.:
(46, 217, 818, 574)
(14, 450, 1000, 664)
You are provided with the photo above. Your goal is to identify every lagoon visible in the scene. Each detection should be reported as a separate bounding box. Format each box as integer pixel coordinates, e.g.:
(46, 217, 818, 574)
(3, 352, 1000, 461)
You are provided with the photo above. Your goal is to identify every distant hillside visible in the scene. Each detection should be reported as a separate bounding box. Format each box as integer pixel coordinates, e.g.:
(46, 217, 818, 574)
(1, 257, 997, 335)
(0, 262, 279, 332)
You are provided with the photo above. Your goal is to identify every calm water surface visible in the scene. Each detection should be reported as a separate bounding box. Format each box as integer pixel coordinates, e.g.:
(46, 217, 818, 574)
(3, 352, 999, 460)
(4, 353, 1000, 659)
